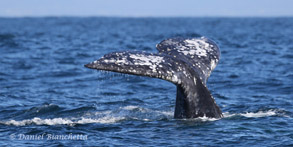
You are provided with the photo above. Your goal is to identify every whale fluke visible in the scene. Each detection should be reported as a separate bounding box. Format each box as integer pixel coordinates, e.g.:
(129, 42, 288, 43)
(85, 37, 223, 118)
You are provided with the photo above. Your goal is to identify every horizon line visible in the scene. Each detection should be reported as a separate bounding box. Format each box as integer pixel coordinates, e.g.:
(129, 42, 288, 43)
(0, 15, 293, 18)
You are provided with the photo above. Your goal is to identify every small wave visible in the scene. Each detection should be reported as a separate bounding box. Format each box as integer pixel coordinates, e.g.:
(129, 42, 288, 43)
(122, 105, 142, 111)
(2, 107, 284, 126)
(0, 33, 15, 40)
(122, 105, 138, 110)
(2, 118, 74, 126)
(121, 106, 219, 122)
(120, 105, 173, 117)
(223, 109, 280, 118)
(0, 116, 126, 126)
(26, 104, 60, 114)
(0, 105, 173, 126)
(240, 110, 277, 118)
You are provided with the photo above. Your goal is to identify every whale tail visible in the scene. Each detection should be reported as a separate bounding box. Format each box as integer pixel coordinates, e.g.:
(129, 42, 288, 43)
(85, 37, 223, 118)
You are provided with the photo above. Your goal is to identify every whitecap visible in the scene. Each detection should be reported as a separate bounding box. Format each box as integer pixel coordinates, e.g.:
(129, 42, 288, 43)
(121, 105, 140, 110)
(223, 109, 279, 118)
(0, 105, 174, 126)
(0, 116, 126, 126)
(240, 109, 277, 118)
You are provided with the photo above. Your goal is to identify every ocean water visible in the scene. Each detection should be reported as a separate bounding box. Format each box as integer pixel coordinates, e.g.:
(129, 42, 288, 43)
(0, 17, 292, 146)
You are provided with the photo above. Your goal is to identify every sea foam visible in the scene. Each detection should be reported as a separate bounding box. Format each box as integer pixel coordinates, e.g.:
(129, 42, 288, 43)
(0, 108, 283, 126)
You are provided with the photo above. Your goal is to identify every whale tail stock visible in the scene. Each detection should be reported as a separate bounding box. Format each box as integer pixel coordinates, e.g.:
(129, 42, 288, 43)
(85, 37, 223, 118)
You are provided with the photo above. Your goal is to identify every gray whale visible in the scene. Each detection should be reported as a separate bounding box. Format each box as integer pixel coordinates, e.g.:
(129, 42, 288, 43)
(85, 37, 223, 118)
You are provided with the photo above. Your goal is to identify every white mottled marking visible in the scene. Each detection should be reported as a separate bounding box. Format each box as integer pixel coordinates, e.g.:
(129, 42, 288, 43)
(175, 39, 214, 57)
(129, 54, 164, 72)
(172, 74, 179, 83)
(193, 77, 197, 85)
(210, 59, 217, 71)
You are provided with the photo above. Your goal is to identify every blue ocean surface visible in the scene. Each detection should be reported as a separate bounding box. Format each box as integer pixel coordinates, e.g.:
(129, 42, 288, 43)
(0, 17, 292, 146)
